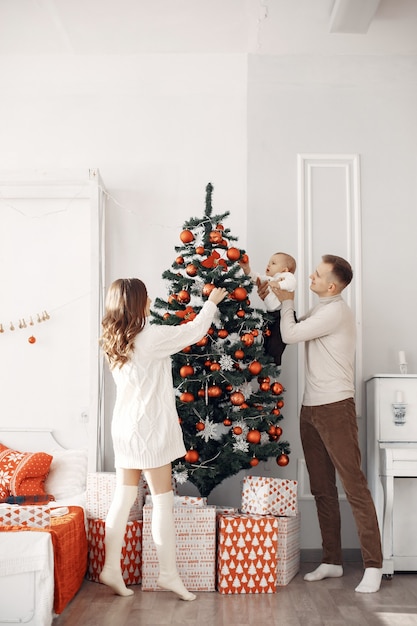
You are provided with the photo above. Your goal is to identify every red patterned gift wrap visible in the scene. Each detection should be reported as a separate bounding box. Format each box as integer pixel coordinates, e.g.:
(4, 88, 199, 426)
(217, 513, 301, 593)
(86, 518, 142, 585)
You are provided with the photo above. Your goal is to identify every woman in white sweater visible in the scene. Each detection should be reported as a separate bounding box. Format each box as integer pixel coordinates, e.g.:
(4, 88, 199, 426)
(99, 277, 227, 600)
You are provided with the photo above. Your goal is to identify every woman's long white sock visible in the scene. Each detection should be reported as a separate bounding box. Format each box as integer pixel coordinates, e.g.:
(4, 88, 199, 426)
(151, 490, 196, 601)
(99, 484, 138, 596)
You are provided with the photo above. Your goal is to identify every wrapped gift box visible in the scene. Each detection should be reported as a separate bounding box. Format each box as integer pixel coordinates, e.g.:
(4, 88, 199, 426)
(141, 503, 217, 592)
(215, 506, 239, 516)
(241, 475, 298, 517)
(0, 504, 51, 528)
(145, 494, 206, 507)
(86, 518, 143, 585)
(217, 513, 301, 593)
(217, 514, 278, 594)
(86, 472, 144, 520)
(275, 514, 301, 586)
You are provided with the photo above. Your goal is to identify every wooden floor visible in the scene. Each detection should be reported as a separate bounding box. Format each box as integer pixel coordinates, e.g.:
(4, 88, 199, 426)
(54, 562, 417, 626)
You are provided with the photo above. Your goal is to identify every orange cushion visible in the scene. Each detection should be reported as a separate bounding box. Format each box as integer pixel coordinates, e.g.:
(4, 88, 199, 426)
(0, 443, 53, 499)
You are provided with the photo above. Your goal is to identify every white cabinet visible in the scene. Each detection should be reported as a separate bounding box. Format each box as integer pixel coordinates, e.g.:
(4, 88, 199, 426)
(366, 375, 417, 575)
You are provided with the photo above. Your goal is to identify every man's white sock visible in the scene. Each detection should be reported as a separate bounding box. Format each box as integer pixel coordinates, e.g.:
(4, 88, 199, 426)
(304, 563, 343, 582)
(355, 567, 383, 593)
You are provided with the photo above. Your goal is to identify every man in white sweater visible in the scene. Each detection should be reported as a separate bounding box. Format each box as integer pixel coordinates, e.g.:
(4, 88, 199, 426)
(262, 254, 383, 594)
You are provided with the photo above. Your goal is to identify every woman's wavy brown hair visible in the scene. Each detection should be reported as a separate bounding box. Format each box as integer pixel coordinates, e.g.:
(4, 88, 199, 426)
(100, 278, 148, 369)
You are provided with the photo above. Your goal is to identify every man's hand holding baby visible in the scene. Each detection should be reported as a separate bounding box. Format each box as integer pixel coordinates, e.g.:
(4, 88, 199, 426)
(269, 280, 295, 302)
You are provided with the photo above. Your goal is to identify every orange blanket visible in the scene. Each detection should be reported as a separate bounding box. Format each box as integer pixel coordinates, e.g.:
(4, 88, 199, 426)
(0, 506, 87, 614)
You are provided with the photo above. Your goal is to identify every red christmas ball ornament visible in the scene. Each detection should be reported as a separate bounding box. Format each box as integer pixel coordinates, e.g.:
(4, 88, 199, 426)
(186, 263, 198, 277)
(175, 256, 184, 265)
(275, 426, 283, 438)
(179, 364, 194, 378)
(182, 346, 191, 353)
(196, 335, 208, 347)
(195, 246, 205, 255)
(233, 286, 248, 301)
(177, 290, 190, 304)
(276, 400, 284, 408)
(234, 349, 245, 360)
(268, 424, 277, 436)
(180, 391, 195, 403)
(223, 418, 232, 426)
(207, 327, 214, 335)
(180, 229, 194, 243)
(168, 293, 178, 305)
(241, 333, 254, 347)
(236, 309, 245, 318)
(196, 421, 205, 432)
(263, 328, 271, 337)
(163, 313, 170, 320)
(226, 247, 241, 261)
(210, 362, 221, 371)
(209, 230, 223, 244)
(197, 388, 205, 398)
(202, 283, 216, 297)
(208, 385, 222, 398)
(248, 360, 262, 376)
(250, 456, 259, 467)
(260, 381, 271, 392)
(271, 382, 284, 395)
(251, 329, 259, 337)
(185, 449, 199, 463)
(276, 453, 290, 467)
(218, 329, 228, 339)
(246, 429, 261, 444)
(233, 426, 243, 435)
(28, 335, 36, 344)
(216, 223, 224, 231)
(230, 391, 245, 406)
(241, 253, 249, 264)
(272, 408, 281, 416)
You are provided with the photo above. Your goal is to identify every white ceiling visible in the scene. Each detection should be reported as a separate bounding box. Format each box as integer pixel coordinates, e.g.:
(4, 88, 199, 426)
(0, 0, 416, 56)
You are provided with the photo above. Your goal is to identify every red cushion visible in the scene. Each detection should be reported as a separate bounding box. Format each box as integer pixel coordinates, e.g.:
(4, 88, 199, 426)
(0, 443, 53, 499)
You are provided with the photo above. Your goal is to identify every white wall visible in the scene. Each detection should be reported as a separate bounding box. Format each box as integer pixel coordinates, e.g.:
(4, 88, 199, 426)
(247, 53, 417, 549)
(1, 50, 416, 552)
(0, 53, 249, 485)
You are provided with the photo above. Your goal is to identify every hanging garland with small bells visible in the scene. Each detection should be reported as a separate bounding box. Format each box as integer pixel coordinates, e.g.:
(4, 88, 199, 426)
(0, 310, 50, 344)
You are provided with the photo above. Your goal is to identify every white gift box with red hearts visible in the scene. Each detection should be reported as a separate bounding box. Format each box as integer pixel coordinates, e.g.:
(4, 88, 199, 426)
(241, 475, 298, 517)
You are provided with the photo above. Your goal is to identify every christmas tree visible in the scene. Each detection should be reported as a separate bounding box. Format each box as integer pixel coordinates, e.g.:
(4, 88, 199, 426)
(151, 183, 291, 497)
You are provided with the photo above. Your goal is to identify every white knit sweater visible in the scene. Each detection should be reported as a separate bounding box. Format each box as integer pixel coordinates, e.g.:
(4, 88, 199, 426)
(280, 295, 356, 406)
(110, 300, 218, 469)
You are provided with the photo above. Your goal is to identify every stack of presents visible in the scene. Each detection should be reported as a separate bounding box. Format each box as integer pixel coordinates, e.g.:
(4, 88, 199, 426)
(85, 473, 300, 593)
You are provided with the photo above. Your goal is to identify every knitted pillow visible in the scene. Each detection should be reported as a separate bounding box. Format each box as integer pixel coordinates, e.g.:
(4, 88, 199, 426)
(0, 443, 53, 499)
